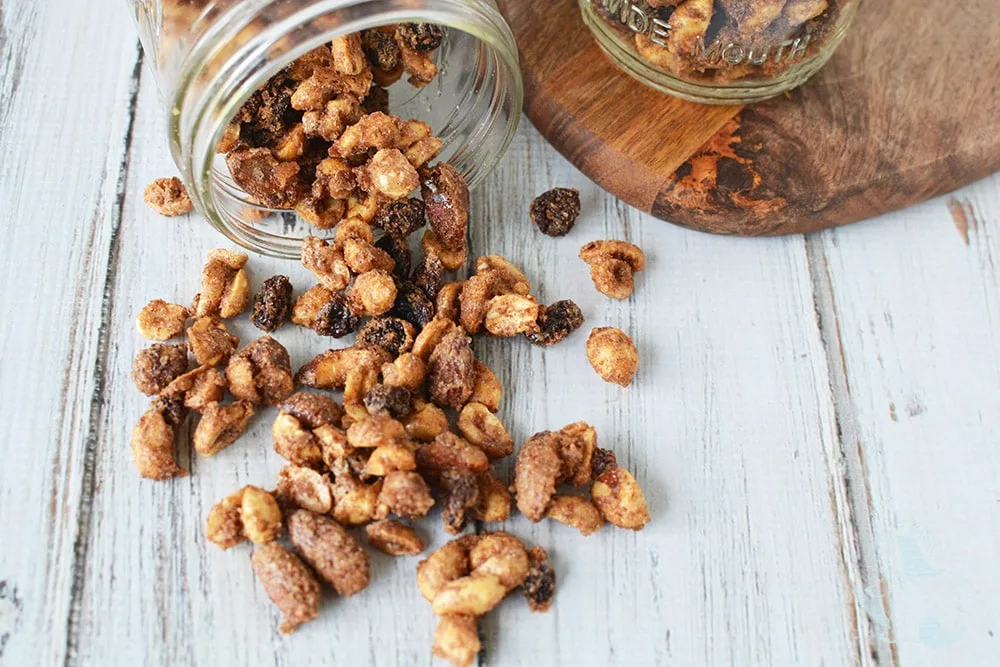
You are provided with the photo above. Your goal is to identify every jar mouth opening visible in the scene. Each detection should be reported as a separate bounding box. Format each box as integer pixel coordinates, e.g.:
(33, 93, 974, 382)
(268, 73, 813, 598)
(172, 0, 522, 258)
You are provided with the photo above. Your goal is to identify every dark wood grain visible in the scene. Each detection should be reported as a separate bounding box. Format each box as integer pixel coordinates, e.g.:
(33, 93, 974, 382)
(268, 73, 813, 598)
(497, 0, 1000, 235)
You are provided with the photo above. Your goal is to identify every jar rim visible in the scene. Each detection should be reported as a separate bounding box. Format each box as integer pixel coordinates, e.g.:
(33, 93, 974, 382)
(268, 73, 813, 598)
(170, 0, 523, 258)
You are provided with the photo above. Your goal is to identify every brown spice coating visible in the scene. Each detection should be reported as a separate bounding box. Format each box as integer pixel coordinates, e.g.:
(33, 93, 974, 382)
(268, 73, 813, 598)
(420, 163, 469, 252)
(411, 317, 459, 361)
(186, 316, 239, 367)
(522, 546, 556, 612)
(366, 519, 424, 556)
(435, 281, 464, 323)
(132, 343, 190, 396)
(226, 336, 294, 405)
(144, 177, 193, 217)
(513, 432, 564, 521)
(226, 147, 303, 209)
(525, 300, 584, 347)
(468, 360, 502, 413)
(357, 316, 416, 356)
(275, 465, 333, 514)
(586, 327, 639, 387)
(374, 198, 426, 237)
(192, 400, 255, 457)
(343, 237, 396, 274)
(416, 537, 475, 602)
(377, 470, 435, 519)
(589, 257, 635, 300)
(471, 472, 512, 523)
(302, 236, 352, 292)
(467, 532, 530, 590)
(457, 273, 491, 334)
(426, 328, 476, 408)
(484, 294, 540, 337)
(559, 421, 597, 487)
(205, 488, 244, 549)
(131, 408, 186, 480)
(295, 344, 391, 390)
(280, 391, 343, 429)
(251, 542, 321, 634)
(421, 229, 467, 271)
(591, 452, 651, 530)
(530, 187, 580, 237)
(579, 239, 646, 272)
(136, 300, 189, 340)
(292, 284, 335, 329)
(250, 275, 293, 332)
(457, 402, 514, 460)
(433, 614, 480, 667)
(160, 365, 226, 412)
(287, 509, 371, 597)
(546, 494, 605, 536)
(346, 414, 409, 449)
(346, 270, 398, 316)
(414, 432, 490, 483)
(381, 353, 427, 393)
(193, 249, 251, 319)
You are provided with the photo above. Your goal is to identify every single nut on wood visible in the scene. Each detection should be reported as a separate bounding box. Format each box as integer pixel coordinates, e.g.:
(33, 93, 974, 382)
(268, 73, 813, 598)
(589, 257, 635, 300)
(457, 402, 514, 460)
(484, 294, 540, 337)
(545, 494, 604, 536)
(240, 486, 283, 544)
(377, 470, 435, 519)
(275, 465, 333, 514)
(144, 177, 193, 217)
(193, 248, 251, 319)
(186, 316, 239, 366)
(586, 327, 639, 387)
(137, 300, 189, 340)
(287, 509, 371, 597)
(433, 614, 480, 667)
(131, 407, 186, 480)
(431, 573, 507, 617)
(366, 518, 424, 556)
(193, 400, 255, 457)
(251, 542, 321, 634)
(132, 343, 190, 396)
(226, 336, 294, 406)
(205, 488, 245, 549)
(591, 448, 651, 530)
(522, 546, 556, 612)
(579, 239, 646, 272)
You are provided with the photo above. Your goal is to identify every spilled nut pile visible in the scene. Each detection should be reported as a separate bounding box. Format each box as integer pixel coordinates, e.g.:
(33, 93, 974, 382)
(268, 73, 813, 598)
(133, 25, 650, 667)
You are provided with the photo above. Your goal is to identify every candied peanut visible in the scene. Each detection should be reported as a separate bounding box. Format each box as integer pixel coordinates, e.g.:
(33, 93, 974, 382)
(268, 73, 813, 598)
(484, 294, 540, 337)
(468, 360, 501, 413)
(579, 239, 646, 272)
(366, 519, 424, 556)
(331, 33, 366, 75)
(332, 473, 383, 526)
(313, 155, 357, 198)
(404, 136, 444, 169)
(435, 281, 463, 322)
(192, 400, 254, 457)
(415, 432, 489, 483)
(530, 187, 580, 237)
(272, 413, 323, 467)
(132, 343, 189, 396)
(137, 300, 189, 340)
(144, 177, 193, 217)
(546, 494, 604, 536)
(250, 275, 292, 332)
(522, 546, 556, 612)
(471, 471, 512, 523)
(431, 574, 506, 617)
(364, 148, 419, 200)
(457, 273, 491, 334)
(559, 421, 597, 487)
(225, 336, 294, 406)
(433, 614, 480, 667)
(358, 316, 416, 357)
(381, 353, 427, 393)
(291, 66, 373, 111)
(282, 391, 343, 427)
(421, 229, 467, 271)
(276, 465, 333, 514)
(365, 443, 417, 476)
(474, 256, 531, 295)
(205, 488, 244, 549)
(417, 537, 474, 602)
(295, 195, 346, 230)
(441, 469, 479, 534)
(187, 316, 239, 366)
(420, 163, 468, 252)
(241, 486, 283, 544)
(343, 237, 395, 274)
(402, 399, 449, 442)
(457, 403, 513, 460)
(411, 317, 458, 361)
(427, 329, 476, 408)
(251, 542, 321, 634)
(346, 414, 409, 449)
(363, 383, 412, 419)
(292, 284, 335, 329)
(161, 365, 226, 412)
(346, 270, 397, 316)
(591, 448, 651, 530)
(274, 123, 306, 161)
(396, 34, 438, 87)
(193, 249, 250, 319)
(589, 257, 634, 300)
(288, 509, 371, 596)
(332, 111, 400, 159)
(296, 344, 391, 390)
(468, 533, 530, 590)
(377, 470, 434, 519)
(586, 327, 639, 387)
(345, 190, 382, 224)
(512, 431, 563, 521)
(526, 299, 584, 347)
(302, 236, 351, 291)
(131, 408, 186, 480)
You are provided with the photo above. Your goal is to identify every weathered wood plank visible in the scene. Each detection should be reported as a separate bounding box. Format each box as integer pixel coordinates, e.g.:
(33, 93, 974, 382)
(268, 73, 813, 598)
(813, 173, 1000, 666)
(0, 1, 141, 664)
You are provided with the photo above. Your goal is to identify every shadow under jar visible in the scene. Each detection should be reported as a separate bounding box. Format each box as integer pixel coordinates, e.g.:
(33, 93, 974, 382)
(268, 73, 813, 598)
(579, 0, 860, 104)
(128, 0, 522, 258)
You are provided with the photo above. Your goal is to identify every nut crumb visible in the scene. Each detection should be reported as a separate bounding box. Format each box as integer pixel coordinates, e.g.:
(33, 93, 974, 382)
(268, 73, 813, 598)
(144, 177, 193, 217)
(137, 300, 189, 341)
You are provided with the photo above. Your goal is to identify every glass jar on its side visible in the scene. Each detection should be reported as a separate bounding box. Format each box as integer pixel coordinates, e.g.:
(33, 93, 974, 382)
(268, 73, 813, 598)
(129, 0, 522, 258)
(579, 0, 860, 104)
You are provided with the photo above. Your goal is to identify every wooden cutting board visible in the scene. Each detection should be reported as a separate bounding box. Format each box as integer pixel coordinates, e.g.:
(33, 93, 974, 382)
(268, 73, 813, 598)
(495, 0, 1000, 235)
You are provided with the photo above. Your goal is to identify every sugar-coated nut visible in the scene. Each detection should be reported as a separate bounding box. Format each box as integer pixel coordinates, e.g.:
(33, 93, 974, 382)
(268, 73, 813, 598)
(187, 316, 239, 366)
(471, 472, 512, 523)
(468, 532, 530, 590)
(226, 148, 302, 209)
(274, 123, 306, 161)
(333, 218, 375, 250)
(457, 273, 491, 334)
(475, 255, 531, 295)
(435, 281, 464, 322)
(144, 177, 193, 217)
(364, 442, 417, 476)
(132, 343, 190, 396)
(292, 284, 335, 329)
(377, 470, 435, 519)
(192, 400, 255, 457)
(240, 486, 283, 544)
(415, 432, 490, 482)
(559, 421, 597, 487)
(160, 365, 226, 412)
(272, 412, 323, 467)
(343, 237, 395, 274)
(137, 300, 189, 340)
(251, 542, 321, 635)
(358, 316, 416, 357)
(589, 257, 635, 300)
(346, 414, 408, 449)
(331, 33, 366, 75)
(513, 432, 563, 522)
(250, 275, 293, 332)
(433, 614, 480, 667)
(347, 270, 397, 316)
(586, 327, 639, 387)
(421, 229, 467, 271)
(302, 236, 352, 292)
(131, 408, 186, 480)
(416, 537, 474, 602)
(381, 353, 427, 393)
(530, 187, 580, 237)
(276, 465, 333, 514)
(280, 391, 343, 428)
(316, 423, 353, 469)
(427, 329, 476, 408)
(396, 36, 438, 87)
(468, 360, 502, 413)
(526, 299, 584, 347)
(484, 294, 540, 337)
(226, 336, 294, 405)
(457, 403, 514, 460)
(591, 451, 651, 530)
(194, 249, 251, 319)
(366, 519, 424, 556)
(295, 344, 391, 390)
(411, 317, 458, 361)
(332, 112, 400, 158)
(331, 473, 383, 526)
(405, 136, 444, 169)
(545, 494, 604, 536)
(365, 148, 420, 200)
(522, 546, 556, 612)
(287, 509, 371, 596)
(205, 488, 245, 549)
(402, 400, 449, 441)
(346, 190, 382, 225)
(579, 239, 646, 272)
(431, 573, 507, 617)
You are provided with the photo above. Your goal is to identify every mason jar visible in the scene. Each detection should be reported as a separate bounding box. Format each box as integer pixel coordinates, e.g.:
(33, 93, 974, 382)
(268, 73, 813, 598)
(579, 0, 860, 104)
(128, 0, 522, 258)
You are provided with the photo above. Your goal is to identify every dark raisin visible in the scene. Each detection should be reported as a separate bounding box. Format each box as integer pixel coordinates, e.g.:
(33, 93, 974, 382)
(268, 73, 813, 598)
(374, 199, 426, 238)
(411, 253, 444, 300)
(151, 393, 188, 428)
(313, 293, 361, 338)
(440, 469, 479, 534)
(250, 275, 293, 332)
(234, 73, 299, 148)
(389, 281, 435, 329)
(397, 23, 445, 51)
(522, 561, 556, 612)
(374, 233, 411, 280)
(131, 343, 190, 396)
(361, 29, 401, 71)
(357, 316, 415, 356)
(525, 299, 584, 346)
(362, 85, 390, 116)
(530, 187, 581, 237)
(363, 383, 412, 419)
(591, 447, 618, 479)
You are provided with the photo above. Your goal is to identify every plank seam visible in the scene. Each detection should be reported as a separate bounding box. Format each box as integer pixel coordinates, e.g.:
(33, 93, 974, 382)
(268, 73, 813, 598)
(62, 42, 144, 667)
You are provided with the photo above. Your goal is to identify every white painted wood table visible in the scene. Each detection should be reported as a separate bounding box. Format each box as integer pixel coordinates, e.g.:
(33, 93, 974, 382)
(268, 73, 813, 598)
(2, 4, 999, 667)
